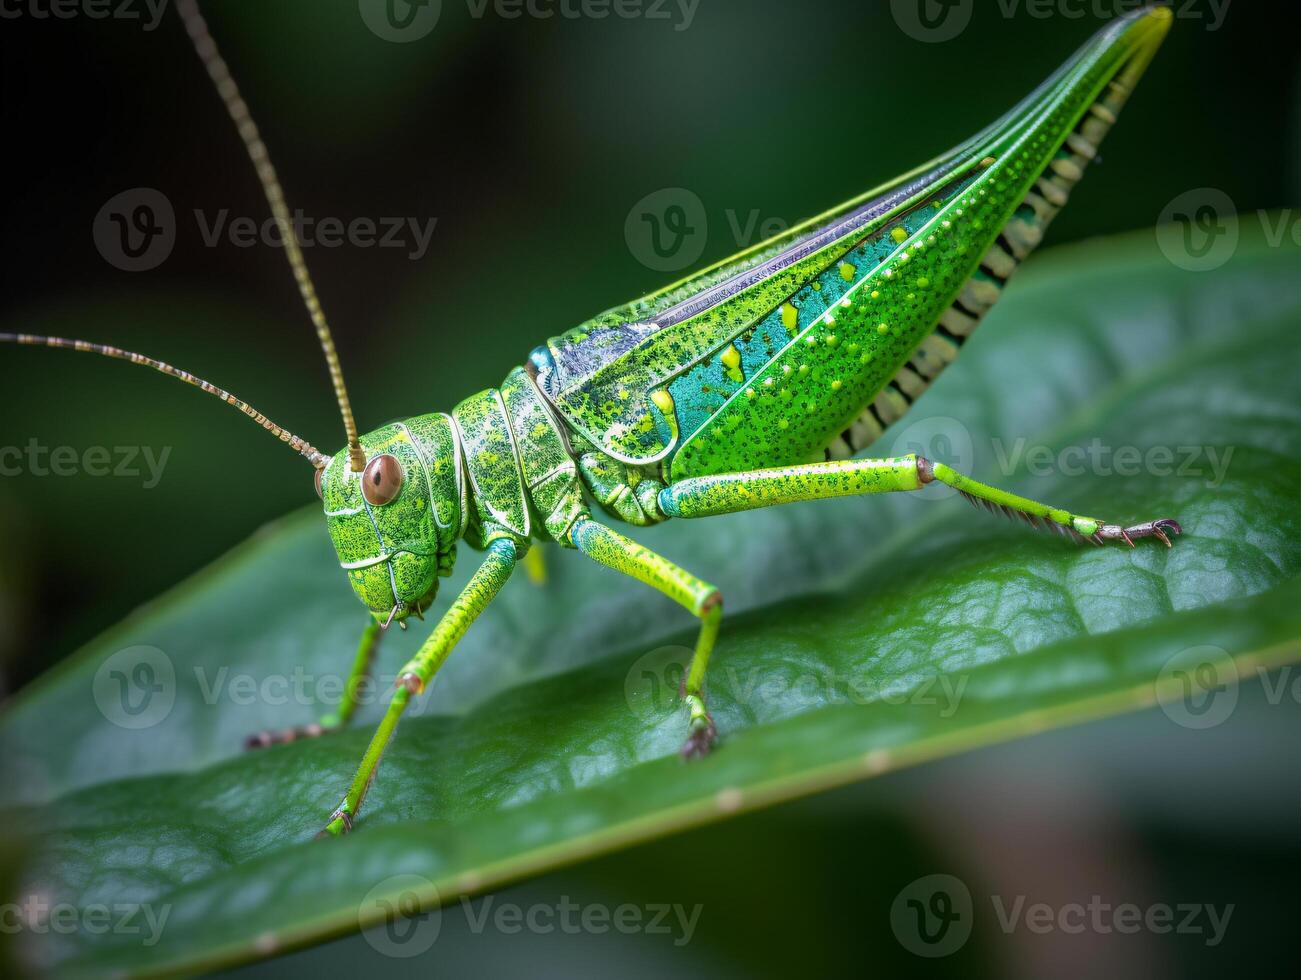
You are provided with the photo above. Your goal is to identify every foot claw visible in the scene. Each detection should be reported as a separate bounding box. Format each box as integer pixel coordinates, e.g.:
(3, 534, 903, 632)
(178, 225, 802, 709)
(317, 803, 353, 839)
(1095, 518, 1182, 548)
(245, 721, 336, 750)
(681, 717, 718, 760)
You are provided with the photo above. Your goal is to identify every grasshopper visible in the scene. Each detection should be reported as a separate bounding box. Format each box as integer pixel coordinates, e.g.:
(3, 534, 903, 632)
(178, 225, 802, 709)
(2, 3, 1179, 835)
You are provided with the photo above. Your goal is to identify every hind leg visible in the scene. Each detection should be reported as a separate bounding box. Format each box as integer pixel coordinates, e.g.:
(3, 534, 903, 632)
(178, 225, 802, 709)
(659, 454, 1180, 547)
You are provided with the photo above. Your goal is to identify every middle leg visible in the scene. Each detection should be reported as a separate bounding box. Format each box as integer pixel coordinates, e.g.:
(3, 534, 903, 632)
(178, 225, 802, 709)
(569, 517, 722, 758)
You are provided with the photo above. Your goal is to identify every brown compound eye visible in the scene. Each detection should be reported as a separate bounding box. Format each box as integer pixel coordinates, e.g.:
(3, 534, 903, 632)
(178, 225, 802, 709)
(314, 467, 325, 500)
(361, 454, 403, 506)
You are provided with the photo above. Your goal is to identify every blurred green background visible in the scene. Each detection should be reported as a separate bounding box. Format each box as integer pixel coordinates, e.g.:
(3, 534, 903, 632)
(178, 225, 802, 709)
(0, 1, 1297, 976)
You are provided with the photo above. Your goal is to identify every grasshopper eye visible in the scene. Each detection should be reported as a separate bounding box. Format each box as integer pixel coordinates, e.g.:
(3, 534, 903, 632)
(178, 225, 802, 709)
(314, 467, 324, 500)
(362, 454, 403, 506)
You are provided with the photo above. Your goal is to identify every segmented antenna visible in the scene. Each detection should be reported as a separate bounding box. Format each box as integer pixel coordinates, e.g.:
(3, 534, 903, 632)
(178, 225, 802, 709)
(0, 333, 329, 467)
(177, 0, 367, 472)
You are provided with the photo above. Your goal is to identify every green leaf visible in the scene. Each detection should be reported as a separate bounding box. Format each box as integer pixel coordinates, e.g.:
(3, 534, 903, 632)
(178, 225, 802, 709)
(4, 216, 1300, 977)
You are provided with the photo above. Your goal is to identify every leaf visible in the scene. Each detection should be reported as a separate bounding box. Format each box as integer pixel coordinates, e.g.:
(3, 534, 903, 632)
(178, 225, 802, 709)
(3, 216, 1300, 977)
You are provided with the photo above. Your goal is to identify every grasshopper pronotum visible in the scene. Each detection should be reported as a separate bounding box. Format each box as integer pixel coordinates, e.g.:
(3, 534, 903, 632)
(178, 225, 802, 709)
(2, 3, 1178, 835)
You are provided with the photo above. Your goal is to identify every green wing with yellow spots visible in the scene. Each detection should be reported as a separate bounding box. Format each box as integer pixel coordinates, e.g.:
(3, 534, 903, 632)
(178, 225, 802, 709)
(528, 9, 1168, 475)
(529, 151, 990, 466)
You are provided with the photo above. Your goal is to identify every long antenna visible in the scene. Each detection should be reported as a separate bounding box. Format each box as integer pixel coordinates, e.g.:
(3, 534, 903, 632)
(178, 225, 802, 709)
(177, 0, 367, 472)
(0, 333, 329, 467)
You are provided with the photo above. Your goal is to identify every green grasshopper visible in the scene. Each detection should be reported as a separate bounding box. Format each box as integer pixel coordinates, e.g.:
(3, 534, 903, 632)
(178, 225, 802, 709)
(2, 3, 1178, 836)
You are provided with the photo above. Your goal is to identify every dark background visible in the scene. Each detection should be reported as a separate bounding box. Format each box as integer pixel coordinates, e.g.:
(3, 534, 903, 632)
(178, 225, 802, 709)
(1, 1, 1297, 976)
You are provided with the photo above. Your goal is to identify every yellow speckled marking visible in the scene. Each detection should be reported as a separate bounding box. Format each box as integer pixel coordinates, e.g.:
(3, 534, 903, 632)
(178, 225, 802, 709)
(720, 343, 743, 383)
(780, 301, 799, 333)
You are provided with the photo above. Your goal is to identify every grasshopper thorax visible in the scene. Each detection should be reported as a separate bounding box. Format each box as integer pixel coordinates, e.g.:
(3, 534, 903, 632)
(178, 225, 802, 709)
(319, 414, 464, 627)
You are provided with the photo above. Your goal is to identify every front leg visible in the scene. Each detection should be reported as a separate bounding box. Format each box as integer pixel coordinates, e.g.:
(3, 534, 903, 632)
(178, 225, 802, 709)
(569, 518, 722, 759)
(320, 538, 518, 837)
(246, 619, 383, 749)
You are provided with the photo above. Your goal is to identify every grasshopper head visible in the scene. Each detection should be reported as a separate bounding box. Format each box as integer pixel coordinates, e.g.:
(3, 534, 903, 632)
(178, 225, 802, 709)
(317, 414, 464, 627)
